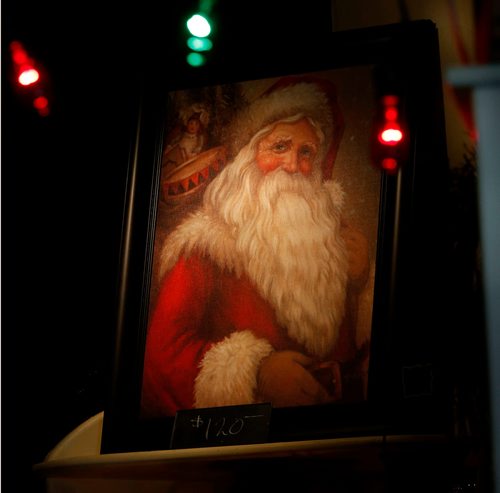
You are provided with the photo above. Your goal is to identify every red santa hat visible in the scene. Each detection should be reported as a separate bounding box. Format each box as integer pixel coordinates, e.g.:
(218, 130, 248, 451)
(225, 75, 344, 180)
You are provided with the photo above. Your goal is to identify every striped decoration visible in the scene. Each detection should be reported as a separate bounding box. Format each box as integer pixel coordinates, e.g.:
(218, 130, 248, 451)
(162, 147, 226, 202)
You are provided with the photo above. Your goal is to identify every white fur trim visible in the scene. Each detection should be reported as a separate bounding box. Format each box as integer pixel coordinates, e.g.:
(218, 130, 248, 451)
(323, 179, 345, 211)
(158, 209, 242, 281)
(194, 331, 274, 408)
(225, 83, 334, 162)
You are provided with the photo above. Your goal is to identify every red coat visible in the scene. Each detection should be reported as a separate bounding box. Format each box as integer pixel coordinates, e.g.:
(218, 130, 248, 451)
(141, 253, 360, 417)
(141, 253, 308, 417)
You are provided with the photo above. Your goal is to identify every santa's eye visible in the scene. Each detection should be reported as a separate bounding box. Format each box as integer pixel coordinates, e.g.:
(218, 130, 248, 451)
(299, 145, 316, 158)
(270, 139, 291, 153)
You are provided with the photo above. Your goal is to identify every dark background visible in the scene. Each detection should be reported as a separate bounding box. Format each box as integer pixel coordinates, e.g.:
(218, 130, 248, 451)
(2, 1, 335, 491)
(3, 3, 137, 491)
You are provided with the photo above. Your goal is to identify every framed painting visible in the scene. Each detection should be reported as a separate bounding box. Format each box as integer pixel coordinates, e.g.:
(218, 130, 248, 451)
(101, 20, 451, 453)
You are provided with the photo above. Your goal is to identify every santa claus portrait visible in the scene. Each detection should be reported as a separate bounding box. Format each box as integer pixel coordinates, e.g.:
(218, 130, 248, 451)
(141, 68, 381, 418)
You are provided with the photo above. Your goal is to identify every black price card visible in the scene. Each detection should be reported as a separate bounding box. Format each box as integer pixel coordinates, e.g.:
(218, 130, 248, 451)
(170, 403, 272, 449)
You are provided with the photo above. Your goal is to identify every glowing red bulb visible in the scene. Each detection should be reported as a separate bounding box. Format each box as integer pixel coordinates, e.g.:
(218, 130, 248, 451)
(11, 41, 42, 88)
(10, 40, 50, 117)
(371, 94, 406, 173)
(18, 67, 40, 86)
(378, 127, 404, 145)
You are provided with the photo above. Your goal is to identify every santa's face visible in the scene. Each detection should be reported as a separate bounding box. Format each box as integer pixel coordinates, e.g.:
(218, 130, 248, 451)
(255, 118, 319, 177)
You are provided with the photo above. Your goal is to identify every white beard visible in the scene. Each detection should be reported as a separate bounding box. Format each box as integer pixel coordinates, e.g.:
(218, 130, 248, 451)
(202, 145, 349, 359)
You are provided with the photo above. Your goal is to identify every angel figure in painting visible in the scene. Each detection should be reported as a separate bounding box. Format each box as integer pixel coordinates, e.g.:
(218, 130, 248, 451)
(141, 75, 374, 418)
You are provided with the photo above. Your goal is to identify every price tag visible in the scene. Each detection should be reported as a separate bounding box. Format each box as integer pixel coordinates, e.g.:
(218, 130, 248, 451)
(170, 403, 272, 449)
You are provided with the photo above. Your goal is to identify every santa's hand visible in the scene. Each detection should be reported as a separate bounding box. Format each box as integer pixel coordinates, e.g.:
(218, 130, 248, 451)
(256, 350, 331, 407)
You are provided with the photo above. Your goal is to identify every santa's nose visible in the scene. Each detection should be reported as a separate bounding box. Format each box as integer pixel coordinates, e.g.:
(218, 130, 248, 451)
(281, 153, 300, 174)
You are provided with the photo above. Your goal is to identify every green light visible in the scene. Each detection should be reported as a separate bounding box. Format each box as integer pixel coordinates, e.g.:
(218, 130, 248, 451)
(186, 14, 211, 37)
(187, 36, 213, 52)
(187, 52, 206, 67)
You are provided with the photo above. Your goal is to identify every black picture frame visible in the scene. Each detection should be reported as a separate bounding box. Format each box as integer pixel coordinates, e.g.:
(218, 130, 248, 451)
(101, 20, 451, 454)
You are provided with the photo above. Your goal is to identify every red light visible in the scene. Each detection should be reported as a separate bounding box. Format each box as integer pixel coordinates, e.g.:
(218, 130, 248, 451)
(379, 126, 404, 145)
(10, 40, 43, 88)
(371, 93, 407, 174)
(18, 67, 40, 86)
(10, 40, 51, 117)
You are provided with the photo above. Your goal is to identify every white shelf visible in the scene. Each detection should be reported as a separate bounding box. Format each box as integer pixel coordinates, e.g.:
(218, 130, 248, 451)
(33, 412, 452, 492)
